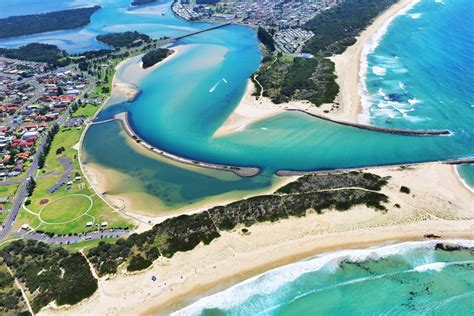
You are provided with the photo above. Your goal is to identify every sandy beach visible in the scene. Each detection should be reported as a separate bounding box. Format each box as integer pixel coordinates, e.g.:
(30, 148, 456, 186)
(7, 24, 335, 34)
(110, 45, 190, 105)
(59, 1, 473, 314)
(214, 0, 420, 137)
(40, 163, 474, 316)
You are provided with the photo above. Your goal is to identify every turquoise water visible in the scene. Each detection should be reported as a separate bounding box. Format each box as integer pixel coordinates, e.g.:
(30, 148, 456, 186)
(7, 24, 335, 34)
(175, 241, 474, 315)
(0, 0, 206, 53)
(1, 0, 473, 205)
(2, 1, 473, 312)
(0, 0, 100, 18)
(458, 164, 474, 191)
(363, 0, 474, 188)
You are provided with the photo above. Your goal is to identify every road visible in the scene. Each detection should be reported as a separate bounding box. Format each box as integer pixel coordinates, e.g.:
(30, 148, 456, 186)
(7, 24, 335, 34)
(12, 229, 129, 245)
(0, 73, 95, 240)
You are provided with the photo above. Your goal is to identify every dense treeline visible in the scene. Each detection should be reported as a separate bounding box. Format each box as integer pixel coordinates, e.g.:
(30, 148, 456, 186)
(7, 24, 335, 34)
(38, 124, 59, 169)
(97, 31, 151, 49)
(256, 0, 397, 106)
(257, 27, 275, 52)
(131, 0, 157, 6)
(0, 270, 24, 314)
(0, 43, 65, 65)
(0, 6, 100, 39)
(142, 48, 172, 69)
(0, 240, 97, 313)
(87, 171, 389, 276)
(277, 171, 388, 194)
(0, 171, 389, 313)
(256, 53, 339, 106)
(303, 0, 397, 55)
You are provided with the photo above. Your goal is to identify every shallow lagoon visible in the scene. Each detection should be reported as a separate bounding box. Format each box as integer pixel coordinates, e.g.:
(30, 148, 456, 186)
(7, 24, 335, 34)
(2, 0, 473, 210)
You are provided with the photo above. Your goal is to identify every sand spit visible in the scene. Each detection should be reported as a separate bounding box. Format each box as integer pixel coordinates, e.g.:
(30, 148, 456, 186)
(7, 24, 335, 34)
(112, 112, 261, 177)
(40, 163, 474, 316)
(214, 0, 421, 137)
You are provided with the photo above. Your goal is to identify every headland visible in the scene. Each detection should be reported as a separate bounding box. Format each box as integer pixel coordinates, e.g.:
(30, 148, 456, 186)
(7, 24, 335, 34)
(214, 0, 421, 137)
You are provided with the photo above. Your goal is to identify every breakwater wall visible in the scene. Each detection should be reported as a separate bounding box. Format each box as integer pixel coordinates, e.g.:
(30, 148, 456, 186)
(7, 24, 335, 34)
(287, 109, 452, 136)
(276, 158, 474, 176)
(109, 112, 261, 177)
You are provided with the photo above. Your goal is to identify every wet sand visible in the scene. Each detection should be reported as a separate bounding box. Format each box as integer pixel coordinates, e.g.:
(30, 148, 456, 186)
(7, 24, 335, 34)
(41, 163, 474, 316)
(214, 0, 420, 137)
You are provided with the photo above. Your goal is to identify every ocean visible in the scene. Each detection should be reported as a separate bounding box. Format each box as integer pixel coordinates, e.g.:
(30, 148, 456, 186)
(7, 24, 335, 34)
(363, 0, 474, 190)
(175, 240, 474, 315)
(2, 0, 472, 209)
(1, 0, 473, 313)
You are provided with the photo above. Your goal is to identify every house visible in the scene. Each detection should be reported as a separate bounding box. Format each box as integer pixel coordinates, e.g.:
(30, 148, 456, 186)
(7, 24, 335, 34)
(21, 223, 30, 230)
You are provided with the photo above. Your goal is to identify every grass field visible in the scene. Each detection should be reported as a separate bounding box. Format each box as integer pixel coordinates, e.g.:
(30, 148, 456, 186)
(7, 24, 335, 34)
(73, 103, 100, 118)
(19, 116, 132, 235)
(39, 194, 92, 223)
(60, 237, 118, 251)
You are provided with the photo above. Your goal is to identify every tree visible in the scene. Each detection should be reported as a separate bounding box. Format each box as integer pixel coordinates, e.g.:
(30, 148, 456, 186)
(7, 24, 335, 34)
(26, 177, 36, 196)
(257, 27, 275, 52)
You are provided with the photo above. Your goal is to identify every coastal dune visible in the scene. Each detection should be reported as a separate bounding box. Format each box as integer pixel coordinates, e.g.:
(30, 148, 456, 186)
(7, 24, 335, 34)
(40, 164, 474, 316)
(58, 0, 474, 314)
(214, 0, 421, 137)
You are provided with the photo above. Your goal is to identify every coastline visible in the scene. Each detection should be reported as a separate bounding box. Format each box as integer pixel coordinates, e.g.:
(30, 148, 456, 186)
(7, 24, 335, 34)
(214, 0, 420, 137)
(61, 1, 474, 313)
(110, 45, 186, 105)
(40, 163, 474, 316)
(81, 130, 297, 222)
(455, 165, 474, 193)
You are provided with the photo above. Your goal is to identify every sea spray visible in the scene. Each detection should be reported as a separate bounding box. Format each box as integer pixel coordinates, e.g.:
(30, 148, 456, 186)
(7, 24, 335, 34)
(358, 0, 421, 123)
(174, 240, 474, 315)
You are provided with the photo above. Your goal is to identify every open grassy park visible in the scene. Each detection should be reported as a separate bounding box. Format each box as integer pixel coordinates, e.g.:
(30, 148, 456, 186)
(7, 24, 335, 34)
(15, 108, 132, 235)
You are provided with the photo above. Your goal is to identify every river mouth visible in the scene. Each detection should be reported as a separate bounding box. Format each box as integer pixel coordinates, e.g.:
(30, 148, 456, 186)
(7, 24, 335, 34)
(3, 0, 471, 214)
(79, 0, 472, 214)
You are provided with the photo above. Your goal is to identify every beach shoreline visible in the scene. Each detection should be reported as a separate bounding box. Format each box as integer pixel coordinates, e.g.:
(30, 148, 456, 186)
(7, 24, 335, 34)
(214, 0, 420, 137)
(110, 45, 187, 105)
(60, 0, 474, 313)
(40, 163, 474, 316)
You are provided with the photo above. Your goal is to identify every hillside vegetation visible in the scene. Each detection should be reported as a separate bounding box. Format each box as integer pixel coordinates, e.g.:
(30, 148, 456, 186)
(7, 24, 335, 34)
(255, 0, 397, 106)
(0, 6, 100, 39)
(0, 43, 66, 65)
(96, 31, 151, 49)
(303, 0, 398, 56)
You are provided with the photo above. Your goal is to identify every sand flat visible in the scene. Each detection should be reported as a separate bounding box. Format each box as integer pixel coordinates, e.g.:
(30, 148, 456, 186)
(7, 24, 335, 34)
(214, 0, 420, 137)
(40, 163, 474, 316)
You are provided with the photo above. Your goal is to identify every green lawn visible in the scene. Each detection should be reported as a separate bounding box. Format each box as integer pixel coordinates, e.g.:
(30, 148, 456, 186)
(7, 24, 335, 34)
(60, 237, 118, 251)
(73, 103, 99, 118)
(0, 183, 19, 197)
(24, 125, 133, 235)
(0, 183, 19, 225)
(39, 195, 91, 223)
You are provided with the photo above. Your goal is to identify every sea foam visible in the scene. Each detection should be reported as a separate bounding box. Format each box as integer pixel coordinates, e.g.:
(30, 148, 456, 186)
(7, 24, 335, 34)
(414, 262, 447, 272)
(173, 240, 474, 316)
(358, 0, 421, 124)
(409, 13, 423, 19)
(372, 66, 387, 76)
